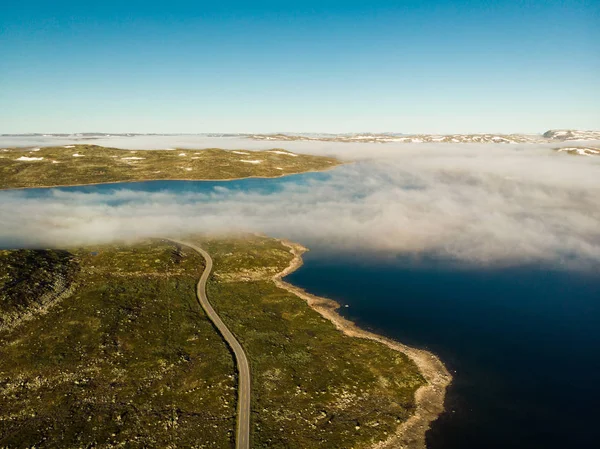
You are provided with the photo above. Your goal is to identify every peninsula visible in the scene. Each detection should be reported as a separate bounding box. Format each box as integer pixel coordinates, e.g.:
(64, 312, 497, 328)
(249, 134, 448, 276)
(0, 145, 340, 190)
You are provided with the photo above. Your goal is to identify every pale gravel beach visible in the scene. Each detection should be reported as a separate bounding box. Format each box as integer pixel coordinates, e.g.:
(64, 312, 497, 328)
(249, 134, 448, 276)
(274, 240, 452, 449)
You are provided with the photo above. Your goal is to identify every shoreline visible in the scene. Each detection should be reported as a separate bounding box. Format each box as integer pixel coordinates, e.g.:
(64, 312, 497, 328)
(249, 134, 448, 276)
(273, 240, 452, 449)
(0, 165, 342, 192)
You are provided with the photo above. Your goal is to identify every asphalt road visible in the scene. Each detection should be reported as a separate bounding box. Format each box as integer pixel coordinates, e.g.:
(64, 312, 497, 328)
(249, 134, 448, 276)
(166, 239, 251, 449)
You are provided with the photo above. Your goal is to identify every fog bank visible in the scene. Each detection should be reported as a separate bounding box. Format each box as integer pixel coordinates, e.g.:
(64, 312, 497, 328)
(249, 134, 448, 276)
(1, 139, 598, 269)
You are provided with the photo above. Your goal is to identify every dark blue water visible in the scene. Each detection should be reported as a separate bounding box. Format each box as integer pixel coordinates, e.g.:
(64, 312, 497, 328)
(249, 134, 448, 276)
(286, 250, 600, 449)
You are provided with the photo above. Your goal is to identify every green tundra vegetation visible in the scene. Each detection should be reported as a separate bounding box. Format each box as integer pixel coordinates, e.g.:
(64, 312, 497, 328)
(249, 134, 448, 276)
(0, 242, 236, 448)
(200, 236, 425, 448)
(0, 236, 424, 448)
(0, 145, 341, 190)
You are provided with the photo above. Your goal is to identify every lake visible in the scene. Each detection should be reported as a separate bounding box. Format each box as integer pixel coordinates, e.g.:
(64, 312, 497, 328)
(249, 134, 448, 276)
(286, 249, 600, 449)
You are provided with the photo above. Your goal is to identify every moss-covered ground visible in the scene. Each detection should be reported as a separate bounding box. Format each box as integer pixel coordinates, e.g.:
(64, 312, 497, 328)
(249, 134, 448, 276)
(0, 242, 236, 448)
(199, 236, 425, 449)
(0, 145, 340, 190)
(0, 236, 424, 448)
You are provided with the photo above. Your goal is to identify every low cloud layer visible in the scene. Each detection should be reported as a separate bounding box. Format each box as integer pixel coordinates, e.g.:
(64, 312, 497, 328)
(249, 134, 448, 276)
(1, 139, 599, 269)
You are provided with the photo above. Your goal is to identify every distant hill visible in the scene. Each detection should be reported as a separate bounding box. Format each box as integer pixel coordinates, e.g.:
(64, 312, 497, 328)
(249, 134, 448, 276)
(543, 130, 600, 141)
(249, 130, 600, 144)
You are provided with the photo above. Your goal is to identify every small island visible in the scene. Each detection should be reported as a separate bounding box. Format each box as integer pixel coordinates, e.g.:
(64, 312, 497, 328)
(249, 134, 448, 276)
(0, 235, 449, 448)
(555, 146, 600, 157)
(0, 145, 341, 190)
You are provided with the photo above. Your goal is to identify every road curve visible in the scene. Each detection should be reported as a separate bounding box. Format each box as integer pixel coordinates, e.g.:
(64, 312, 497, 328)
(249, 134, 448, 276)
(166, 239, 251, 449)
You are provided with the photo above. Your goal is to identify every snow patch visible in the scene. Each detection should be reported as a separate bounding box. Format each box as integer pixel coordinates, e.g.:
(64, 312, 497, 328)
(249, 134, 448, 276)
(269, 150, 298, 157)
(240, 159, 262, 164)
(16, 156, 44, 161)
(557, 147, 599, 157)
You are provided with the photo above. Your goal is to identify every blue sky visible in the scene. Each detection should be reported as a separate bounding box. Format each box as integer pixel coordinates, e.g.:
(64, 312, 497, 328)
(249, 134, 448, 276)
(1, 1, 598, 134)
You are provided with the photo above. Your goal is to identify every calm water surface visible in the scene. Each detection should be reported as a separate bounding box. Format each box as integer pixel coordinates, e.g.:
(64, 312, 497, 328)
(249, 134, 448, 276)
(11, 171, 330, 198)
(286, 250, 600, 449)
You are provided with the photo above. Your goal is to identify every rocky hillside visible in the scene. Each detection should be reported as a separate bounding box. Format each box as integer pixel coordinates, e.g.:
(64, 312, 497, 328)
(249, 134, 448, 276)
(249, 130, 600, 144)
(543, 130, 600, 141)
(555, 146, 600, 157)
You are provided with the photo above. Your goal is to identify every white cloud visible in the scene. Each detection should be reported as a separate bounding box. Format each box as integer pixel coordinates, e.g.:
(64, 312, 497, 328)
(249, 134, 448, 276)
(0, 140, 599, 270)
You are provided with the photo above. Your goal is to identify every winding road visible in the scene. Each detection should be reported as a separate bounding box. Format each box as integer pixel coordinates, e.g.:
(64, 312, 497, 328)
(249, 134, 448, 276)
(166, 239, 251, 449)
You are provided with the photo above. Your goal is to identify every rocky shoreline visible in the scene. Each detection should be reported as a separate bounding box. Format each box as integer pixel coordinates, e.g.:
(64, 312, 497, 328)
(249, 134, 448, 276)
(274, 240, 452, 449)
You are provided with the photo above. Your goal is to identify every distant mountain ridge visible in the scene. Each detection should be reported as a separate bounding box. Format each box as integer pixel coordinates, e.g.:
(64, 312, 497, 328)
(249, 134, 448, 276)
(2, 130, 599, 144)
(248, 130, 600, 144)
(542, 130, 600, 141)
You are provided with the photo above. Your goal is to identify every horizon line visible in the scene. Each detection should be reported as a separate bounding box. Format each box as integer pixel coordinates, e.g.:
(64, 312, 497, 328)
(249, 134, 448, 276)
(2, 129, 598, 137)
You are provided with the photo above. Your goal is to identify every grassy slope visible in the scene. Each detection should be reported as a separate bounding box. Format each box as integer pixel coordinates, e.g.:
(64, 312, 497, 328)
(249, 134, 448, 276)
(0, 145, 340, 189)
(0, 237, 424, 448)
(0, 242, 236, 448)
(201, 236, 424, 449)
